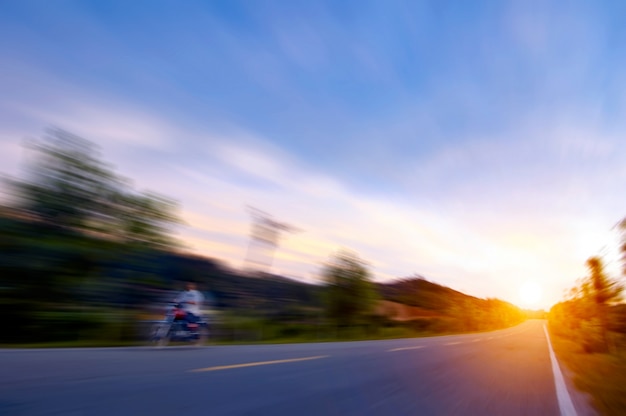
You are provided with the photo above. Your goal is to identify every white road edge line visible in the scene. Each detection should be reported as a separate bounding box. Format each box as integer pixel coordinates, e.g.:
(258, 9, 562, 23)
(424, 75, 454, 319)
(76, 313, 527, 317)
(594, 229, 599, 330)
(543, 324, 577, 416)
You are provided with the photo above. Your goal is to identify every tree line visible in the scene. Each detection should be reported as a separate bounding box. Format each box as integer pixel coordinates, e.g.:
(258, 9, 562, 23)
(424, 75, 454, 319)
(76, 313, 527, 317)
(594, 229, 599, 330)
(1, 128, 524, 344)
(549, 237, 626, 353)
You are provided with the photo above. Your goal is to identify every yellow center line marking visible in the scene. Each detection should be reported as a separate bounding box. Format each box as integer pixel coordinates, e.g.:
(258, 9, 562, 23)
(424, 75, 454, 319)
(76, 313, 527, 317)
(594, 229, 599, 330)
(189, 355, 328, 373)
(444, 341, 462, 346)
(387, 345, 426, 352)
(472, 338, 481, 342)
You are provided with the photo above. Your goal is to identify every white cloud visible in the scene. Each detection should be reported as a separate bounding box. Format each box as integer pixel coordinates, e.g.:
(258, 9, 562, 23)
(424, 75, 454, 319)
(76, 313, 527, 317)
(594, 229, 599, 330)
(0, 63, 178, 167)
(8, 100, 173, 151)
(3, 87, 622, 310)
(0, 138, 24, 175)
(3, 4, 625, 312)
(192, 126, 621, 309)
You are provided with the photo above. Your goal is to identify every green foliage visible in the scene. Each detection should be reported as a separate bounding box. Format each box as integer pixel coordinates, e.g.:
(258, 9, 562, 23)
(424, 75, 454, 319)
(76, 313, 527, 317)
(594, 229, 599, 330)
(0, 128, 186, 343)
(8, 128, 180, 248)
(0, 128, 524, 345)
(323, 250, 377, 327)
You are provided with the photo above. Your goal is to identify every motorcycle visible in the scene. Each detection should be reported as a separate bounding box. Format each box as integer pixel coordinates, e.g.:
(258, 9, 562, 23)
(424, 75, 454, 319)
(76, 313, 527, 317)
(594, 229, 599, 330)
(150, 302, 209, 347)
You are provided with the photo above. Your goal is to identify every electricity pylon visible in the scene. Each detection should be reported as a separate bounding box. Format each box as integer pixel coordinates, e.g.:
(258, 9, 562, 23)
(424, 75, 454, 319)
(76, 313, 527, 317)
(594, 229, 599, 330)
(243, 206, 301, 274)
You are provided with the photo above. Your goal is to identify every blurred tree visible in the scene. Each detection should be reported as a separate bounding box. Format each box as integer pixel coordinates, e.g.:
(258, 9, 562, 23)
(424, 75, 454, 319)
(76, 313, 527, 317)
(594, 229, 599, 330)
(553, 257, 623, 353)
(9, 128, 180, 248)
(115, 191, 180, 248)
(323, 250, 377, 327)
(0, 128, 184, 342)
(586, 257, 621, 306)
(586, 257, 622, 351)
(13, 129, 120, 230)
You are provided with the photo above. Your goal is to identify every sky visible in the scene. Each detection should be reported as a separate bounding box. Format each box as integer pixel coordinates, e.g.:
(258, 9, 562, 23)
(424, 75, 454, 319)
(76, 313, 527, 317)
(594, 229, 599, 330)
(2, 0, 626, 310)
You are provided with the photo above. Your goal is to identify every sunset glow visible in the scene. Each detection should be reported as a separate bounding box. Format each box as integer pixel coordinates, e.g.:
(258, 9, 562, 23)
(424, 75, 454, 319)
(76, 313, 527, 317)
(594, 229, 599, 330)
(1, 1, 625, 311)
(519, 281, 543, 309)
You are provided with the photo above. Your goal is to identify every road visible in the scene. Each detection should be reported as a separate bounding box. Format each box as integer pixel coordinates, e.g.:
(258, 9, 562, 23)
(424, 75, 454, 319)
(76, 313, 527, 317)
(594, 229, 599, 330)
(0, 320, 592, 416)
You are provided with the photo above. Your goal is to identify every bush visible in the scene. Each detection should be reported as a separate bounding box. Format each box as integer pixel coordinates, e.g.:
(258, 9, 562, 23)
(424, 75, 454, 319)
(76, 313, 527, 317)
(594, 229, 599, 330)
(579, 319, 608, 354)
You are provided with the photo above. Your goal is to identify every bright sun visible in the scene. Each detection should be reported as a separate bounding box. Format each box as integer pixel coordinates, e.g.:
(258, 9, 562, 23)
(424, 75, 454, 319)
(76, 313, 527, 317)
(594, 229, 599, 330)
(519, 281, 542, 308)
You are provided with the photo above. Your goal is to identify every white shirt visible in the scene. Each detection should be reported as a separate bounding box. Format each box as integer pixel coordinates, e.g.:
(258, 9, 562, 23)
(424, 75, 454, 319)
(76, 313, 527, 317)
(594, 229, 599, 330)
(176, 290, 204, 316)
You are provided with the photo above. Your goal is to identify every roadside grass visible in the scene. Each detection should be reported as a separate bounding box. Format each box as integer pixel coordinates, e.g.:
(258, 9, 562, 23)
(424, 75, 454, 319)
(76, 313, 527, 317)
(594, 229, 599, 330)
(550, 328, 626, 415)
(1, 320, 517, 348)
(1, 308, 526, 348)
(0, 340, 140, 348)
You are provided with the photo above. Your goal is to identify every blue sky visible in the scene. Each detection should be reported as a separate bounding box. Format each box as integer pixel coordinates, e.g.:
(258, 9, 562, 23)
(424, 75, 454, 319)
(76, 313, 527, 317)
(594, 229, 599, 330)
(2, 0, 626, 309)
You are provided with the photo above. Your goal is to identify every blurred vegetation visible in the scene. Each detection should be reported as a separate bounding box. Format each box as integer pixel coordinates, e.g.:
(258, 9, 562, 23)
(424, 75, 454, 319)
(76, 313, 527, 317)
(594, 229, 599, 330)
(550, 256, 623, 354)
(1, 128, 526, 346)
(549, 250, 626, 414)
(323, 250, 378, 327)
(550, 331, 626, 416)
(8, 128, 180, 247)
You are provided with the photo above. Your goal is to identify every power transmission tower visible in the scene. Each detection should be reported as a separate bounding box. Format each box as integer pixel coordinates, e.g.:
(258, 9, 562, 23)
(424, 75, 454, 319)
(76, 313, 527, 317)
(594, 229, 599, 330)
(243, 206, 301, 275)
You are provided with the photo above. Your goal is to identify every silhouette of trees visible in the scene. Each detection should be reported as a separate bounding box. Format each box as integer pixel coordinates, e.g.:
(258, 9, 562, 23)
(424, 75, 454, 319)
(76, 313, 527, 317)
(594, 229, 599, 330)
(9, 127, 180, 248)
(586, 257, 622, 351)
(550, 256, 623, 353)
(323, 250, 377, 327)
(0, 128, 183, 342)
(0, 128, 527, 343)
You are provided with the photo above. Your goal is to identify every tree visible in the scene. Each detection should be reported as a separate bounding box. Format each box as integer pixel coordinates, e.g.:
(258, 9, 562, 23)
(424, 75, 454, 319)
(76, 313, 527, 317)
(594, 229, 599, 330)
(9, 127, 180, 248)
(322, 250, 377, 327)
(0, 128, 183, 339)
(586, 257, 622, 351)
(555, 257, 623, 352)
(12, 128, 121, 230)
(114, 190, 180, 248)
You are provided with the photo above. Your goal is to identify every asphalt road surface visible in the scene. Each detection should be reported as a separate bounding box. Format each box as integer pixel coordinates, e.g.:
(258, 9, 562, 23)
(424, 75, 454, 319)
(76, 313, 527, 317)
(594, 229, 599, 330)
(1, 319, 594, 416)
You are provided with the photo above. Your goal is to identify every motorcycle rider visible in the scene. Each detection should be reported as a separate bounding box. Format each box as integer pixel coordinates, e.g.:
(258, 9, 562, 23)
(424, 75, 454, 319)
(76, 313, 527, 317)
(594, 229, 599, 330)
(174, 281, 205, 329)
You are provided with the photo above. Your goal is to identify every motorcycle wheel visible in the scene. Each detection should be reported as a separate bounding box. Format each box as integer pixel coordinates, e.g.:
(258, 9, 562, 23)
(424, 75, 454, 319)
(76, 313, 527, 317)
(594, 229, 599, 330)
(152, 323, 171, 347)
(195, 326, 209, 347)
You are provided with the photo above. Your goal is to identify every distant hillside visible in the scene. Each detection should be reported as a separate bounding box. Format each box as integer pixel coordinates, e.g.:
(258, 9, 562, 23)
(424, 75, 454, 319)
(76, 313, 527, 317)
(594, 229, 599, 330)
(162, 254, 523, 332)
(376, 277, 524, 331)
(377, 276, 479, 312)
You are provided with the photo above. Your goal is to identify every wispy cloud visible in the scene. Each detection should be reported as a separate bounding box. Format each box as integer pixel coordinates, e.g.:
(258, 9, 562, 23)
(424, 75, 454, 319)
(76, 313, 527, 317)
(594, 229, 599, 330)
(2, 1, 626, 309)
